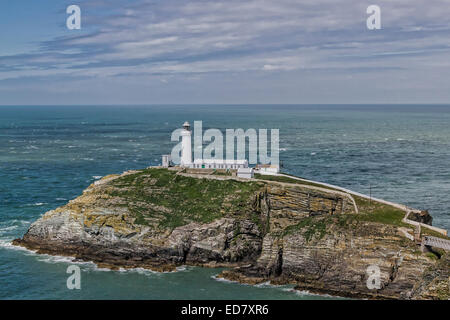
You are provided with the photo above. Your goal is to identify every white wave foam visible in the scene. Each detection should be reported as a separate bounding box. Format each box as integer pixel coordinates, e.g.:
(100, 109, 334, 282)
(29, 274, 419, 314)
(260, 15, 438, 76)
(1, 241, 182, 275)
(9, 219, 31, 225)
(254, 281, 272, 287)
(0, 237, 189, 275)
(37, 255, 78, 264)
(0, 220, 29, 228)
(282, 287, 338, 298)
(254, 281, 287, 288)
(0, 239, 96, 268)
(117, 267, 163, 275)
(117, 265, 187, 275)
(0, 239, 34, 253)
(176, 265, 191, 272)
(0, 225, 18, 234)
(211, 274, 242, 285)
(211, 274, 333, 298)
(21, 202, 47, 207)
(35, 254, 98, 269)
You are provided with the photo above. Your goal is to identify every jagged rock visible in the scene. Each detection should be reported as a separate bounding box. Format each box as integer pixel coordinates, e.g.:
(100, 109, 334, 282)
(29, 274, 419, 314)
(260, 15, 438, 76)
(408, 210, 433, 226)
(12, 168, 449, 299)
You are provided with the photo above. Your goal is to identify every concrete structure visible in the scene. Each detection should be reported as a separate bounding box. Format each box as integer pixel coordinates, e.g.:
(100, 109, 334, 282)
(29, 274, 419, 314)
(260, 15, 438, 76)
(162, 154, 171, 168)
(414, 225, 422, 243)
(180, 121, 192, 167)
(255, 164, 280, 175)
(237, 167, 254, 179)
(192, 159, 248, 169)
(421, 236, 450, 252)
(403, 210, 447, 236)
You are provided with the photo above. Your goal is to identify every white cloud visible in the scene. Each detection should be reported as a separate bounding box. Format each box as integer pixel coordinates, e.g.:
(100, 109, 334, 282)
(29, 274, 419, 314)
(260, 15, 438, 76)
(2, 0, 450, 103)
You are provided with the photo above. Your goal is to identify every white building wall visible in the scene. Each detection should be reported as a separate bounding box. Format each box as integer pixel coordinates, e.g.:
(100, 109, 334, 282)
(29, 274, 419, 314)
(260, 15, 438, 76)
(257, 166, 279, 175)
(191, 159, 248, 169)
(162, 155, 171, 167)
(180, 129, 192, 167)
(237, 168, 254, 179)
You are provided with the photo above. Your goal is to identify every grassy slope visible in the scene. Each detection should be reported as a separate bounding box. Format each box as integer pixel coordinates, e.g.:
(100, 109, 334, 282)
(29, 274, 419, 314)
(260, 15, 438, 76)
(109, 168, 264, 229)
(255, 173, 449, 240)
(102, 168, 447, 242)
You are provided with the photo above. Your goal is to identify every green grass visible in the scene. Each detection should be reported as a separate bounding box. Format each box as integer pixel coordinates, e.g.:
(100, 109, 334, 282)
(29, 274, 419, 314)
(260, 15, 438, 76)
(282, 216, 328, 241)
(426, 252, 439, 260)
(421, 228, 450, 240)
(254, 173, 406, 227)
(212, 169, 232, 176)
(108, 168, 449, 242)
(355, 198, 406, 227)
(109, 168, 264, 229)
(354, 195, 450, 239)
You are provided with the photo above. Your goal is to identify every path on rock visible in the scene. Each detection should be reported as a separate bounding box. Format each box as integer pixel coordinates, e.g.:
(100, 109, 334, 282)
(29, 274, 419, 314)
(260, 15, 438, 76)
(275, 173, 448, 238)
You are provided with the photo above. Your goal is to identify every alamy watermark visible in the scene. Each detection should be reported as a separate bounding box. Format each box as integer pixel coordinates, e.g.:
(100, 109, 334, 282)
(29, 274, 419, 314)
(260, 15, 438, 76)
(367, 5, 381, 30)
(66, 265, 81, 290)
(66, 5, 81, 30)
(66, 4, 381, 31)
(169, 121, 279, 166)
(366, 264, 381, 290)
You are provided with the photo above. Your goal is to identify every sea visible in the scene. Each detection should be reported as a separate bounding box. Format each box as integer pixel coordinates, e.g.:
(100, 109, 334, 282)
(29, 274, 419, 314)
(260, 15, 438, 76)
(0, 104, 449, 299)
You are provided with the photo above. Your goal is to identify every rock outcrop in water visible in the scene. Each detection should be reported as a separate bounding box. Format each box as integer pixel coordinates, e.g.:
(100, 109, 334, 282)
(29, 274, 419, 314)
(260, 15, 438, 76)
(13, 168, 449, 299)
(408, 210, 433, 225)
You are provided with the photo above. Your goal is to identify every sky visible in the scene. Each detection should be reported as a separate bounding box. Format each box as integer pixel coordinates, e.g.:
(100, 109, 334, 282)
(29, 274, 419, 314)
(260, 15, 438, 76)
(1, 0, 450, 105)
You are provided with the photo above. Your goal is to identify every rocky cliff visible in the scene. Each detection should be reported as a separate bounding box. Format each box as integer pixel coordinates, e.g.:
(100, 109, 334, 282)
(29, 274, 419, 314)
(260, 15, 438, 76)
(13, 168, 449, 299)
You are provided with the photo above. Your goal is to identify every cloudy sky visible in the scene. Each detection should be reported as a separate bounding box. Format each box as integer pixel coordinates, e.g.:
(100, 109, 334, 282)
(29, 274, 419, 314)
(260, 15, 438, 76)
(1, 0, 450, 105)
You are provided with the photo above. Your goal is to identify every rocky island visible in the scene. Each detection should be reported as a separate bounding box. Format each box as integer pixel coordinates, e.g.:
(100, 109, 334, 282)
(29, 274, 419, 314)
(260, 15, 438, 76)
(13, 167, 450, 299)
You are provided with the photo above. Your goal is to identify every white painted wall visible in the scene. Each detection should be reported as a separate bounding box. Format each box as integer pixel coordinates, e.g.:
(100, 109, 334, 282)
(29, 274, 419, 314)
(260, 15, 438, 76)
(180, 129, 192, 166)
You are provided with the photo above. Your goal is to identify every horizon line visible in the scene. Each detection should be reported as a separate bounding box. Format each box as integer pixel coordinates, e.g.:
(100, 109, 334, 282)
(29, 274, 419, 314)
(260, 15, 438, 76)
(2, 103, 450, 107)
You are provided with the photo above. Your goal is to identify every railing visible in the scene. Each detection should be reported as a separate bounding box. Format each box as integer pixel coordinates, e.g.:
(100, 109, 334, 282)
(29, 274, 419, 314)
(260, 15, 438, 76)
(422, 236, 450, 251)
(402, 211, 448, 236)
(277, 174, 449, 237)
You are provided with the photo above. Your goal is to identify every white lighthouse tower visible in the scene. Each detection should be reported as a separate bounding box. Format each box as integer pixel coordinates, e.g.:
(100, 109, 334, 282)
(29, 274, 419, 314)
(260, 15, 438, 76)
(180, 121, 192, 167)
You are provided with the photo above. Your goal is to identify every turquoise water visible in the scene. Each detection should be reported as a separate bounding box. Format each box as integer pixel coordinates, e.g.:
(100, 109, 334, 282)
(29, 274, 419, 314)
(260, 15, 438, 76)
(1, 105, 449, 299)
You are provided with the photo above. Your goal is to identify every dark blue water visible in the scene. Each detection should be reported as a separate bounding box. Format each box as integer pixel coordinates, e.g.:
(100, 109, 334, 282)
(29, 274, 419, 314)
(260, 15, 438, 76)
(1, 105, 449, 299)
